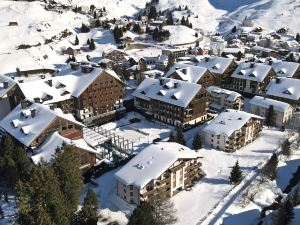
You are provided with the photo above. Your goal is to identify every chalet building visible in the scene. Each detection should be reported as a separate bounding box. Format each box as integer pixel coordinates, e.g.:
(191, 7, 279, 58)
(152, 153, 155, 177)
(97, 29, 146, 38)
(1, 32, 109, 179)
(266, 77, 300, 108)
(265, 60, 300, 79)
(0, 101, 83, 149)
(206, 86, 244, 112)
(191, 47, 209, 56)
(249, 96, 293, 127)
(161, 48, 188, 59)
(114, 142, 204, 205)
(196, 56, 237, 88)
(31, 131, 97, 169)
(203, 109, 263, 152)
(132, 77, 208, 127)
(103, 49, 128, 64)
(0, 75, 17, 119)
(251, 46, 278, 58)
(231, 62, 275, 96)
(14, 64, 126, 125)
(165, 64, 217, 88)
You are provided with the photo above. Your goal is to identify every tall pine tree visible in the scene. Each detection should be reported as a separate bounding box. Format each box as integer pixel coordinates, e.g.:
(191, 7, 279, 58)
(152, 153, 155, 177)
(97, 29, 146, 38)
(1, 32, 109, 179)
(281, 139, 292, 158)
(265, 105, 276, 127)
(192, 132, 202, 150)
(229, 161, 242, 185)
(261, 153, 278, 180)
(176, 127, 186, 146)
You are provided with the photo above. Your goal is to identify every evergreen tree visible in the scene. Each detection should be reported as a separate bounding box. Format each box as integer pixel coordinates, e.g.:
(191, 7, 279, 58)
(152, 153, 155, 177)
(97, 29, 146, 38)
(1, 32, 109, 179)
(232, 26, 237, 33)
(0, 205, 3, 219)
(87, 38, 90, 45)
(293, 187, 300, 206)
(295, 33, 300, 42)
(93, 11, 97, 19)
(81, 23, 90, 33)
(103, 7, 106, 12)
(166, 13, 174, 25)
(75, 35, 79, 45)
(168, 131, 176, 142)
(195, 40, 199, 47)
(275, 196, 294, 225)
(176, 127, 186, 146)
(71, 188, 98, 225)
(128, 201, 157, 225)
(236, 51, 242, 61)
(265, 105, 276, 127)
(181, 16, 186, 26)
(17, 164, 69, 225)
(185, 17, 189, 27)
(185, 5, 188, 10)
(261, 153, 278, 180)
(148, 6, 157, 19)
(178, 5, 182, 11)
(221, 52, 227, 58)
(133, 24, 142, 34)
(195, 32, 198, 38)
(167, 53, 175, 68)
(229, 161, 242, 185)
(95, 19, 101, 27)
(52, 145, 83, 216)
(192, 132, 202, 150)
(281, 139, 292, 158)
(89, 38, 96, 50)
(287, 53, 295, 62)
(189, 23, 193, 29)
(152, 27, 159, 41)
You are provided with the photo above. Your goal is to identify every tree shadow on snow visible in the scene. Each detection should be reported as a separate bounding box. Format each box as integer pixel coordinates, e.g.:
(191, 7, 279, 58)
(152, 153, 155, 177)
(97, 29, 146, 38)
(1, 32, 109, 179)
(222, 209, 260, 225)
(208, 0, 265, 12)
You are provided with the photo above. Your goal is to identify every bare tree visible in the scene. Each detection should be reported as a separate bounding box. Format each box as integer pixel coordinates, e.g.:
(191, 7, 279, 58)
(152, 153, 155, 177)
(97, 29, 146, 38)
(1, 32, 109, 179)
(151, 195, 177, 225)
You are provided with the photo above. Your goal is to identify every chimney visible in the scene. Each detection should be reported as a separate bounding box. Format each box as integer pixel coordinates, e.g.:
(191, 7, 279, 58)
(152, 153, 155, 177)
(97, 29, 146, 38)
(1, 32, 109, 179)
(20, 100, 27, 109)
(182, 68, 187, 74)
(205, 57, 209, 62)
(268, 60, 273, 65)
(174, 81, 178, 88)
(19, 79, 24, 83)
(33, 97, 41, 103)
(3, 81, 8, 89)
(276, 77, 281, 84)
(159, 78, 164, 85)
(70, 62, 80, 70)
(40, 74, 46, 79)
(49, 105, 55, 110)
(30, 109, 36, 118)
(250, 62, 255, 68)
(81, 65, 93, 74)
(48, 79, 53, 87)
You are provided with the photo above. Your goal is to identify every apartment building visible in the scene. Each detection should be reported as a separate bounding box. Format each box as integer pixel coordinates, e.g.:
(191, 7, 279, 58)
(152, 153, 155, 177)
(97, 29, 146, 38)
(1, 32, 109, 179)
(265, 60, 300, 79)
(114, 142, 204, 205)
(203, 109, 263, 152)
(231, 62, 275, 96)
(132, 77, 208, 127)
(249, 96, 293, 127)
(207, 86, 244, 111)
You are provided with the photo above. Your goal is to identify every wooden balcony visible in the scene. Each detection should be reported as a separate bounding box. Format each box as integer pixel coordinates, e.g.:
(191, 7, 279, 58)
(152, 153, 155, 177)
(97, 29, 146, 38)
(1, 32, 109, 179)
(170, 163, 185, 172)
(156, 177, 171, 186)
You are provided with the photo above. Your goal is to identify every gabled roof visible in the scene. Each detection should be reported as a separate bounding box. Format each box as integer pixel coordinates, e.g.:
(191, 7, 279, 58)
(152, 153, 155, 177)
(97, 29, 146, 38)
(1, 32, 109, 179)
(132, 77, 157, 101)
(207, 86, 241, 101)
(249, 96, 292, 112)
(165, 64, 208, 83)
(231, 62, 272, 82)
(114, 142, 201, 188)
(135, 77, 201, 107)
(0, 102, 84, 147)
(203, 109, 263, 137)
(265, 60, 300, 78)
(31, 131, 97, 165)
(197, 56, 233, 75)
(266, 77, 300, 101)
(0, 74, 16, 98)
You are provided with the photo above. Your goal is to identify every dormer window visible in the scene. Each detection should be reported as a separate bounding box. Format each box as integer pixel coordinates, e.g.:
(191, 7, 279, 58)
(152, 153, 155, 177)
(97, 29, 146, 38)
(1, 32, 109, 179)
(157, 90, 166, 96)
(171, 94, 178, 100)
(56, 83, 66, 89)
(61, 90, 70, 96)
(238, 70, 245, 75)
(249, 73, 256, 77)
(282, 89, 292, 95)
(140, 90, 146, 95)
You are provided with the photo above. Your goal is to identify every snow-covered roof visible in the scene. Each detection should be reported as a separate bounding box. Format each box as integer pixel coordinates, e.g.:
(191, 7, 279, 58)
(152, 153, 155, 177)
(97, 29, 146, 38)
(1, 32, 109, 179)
(265, 60, 300, 78)
(165, 64, 208, 83)
(31, 131, 97, 164)
(0, 74, 16, 98)
(231, 62, 272, 82)
(203, 109, 263, 137)
(197, 56, 233, 75)
(127, 48, 162, 59)
(0, 102, 84, 147)
(266, 77, 300, 101)
(134, 77, 201, 107)
(132, 77, 157, 101)
(121, 30, 139, 41)
(249, 96, 292, 112)
(207, 86, 241, 101)
(114, 142, 201, 188)
(17, 67, 123, 104)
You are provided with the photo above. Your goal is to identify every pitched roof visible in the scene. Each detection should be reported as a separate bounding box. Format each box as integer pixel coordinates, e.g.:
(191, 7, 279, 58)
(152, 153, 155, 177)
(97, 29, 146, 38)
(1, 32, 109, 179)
(114, 142, 201, 188)
(266, 77, 300, 101)
(249, 96, 292, 112)
(31, 131, 97, 164)
(203, 109, 263, 137)
(231, 62, 272, 82)
(134, 77, 201, 107)
(165, 64, 208, 83)
(0, 102, 84, 147)
(0, 74, 16, 98)
(207, 86, 241, 101)
(266, 60, 300, 78)
(197, 56, 233, 75)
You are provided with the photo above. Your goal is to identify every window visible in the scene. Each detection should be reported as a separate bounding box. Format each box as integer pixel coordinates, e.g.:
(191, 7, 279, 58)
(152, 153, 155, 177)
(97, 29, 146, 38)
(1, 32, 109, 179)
(129, 185, 133, 190)
(130, 192, 133, 196)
